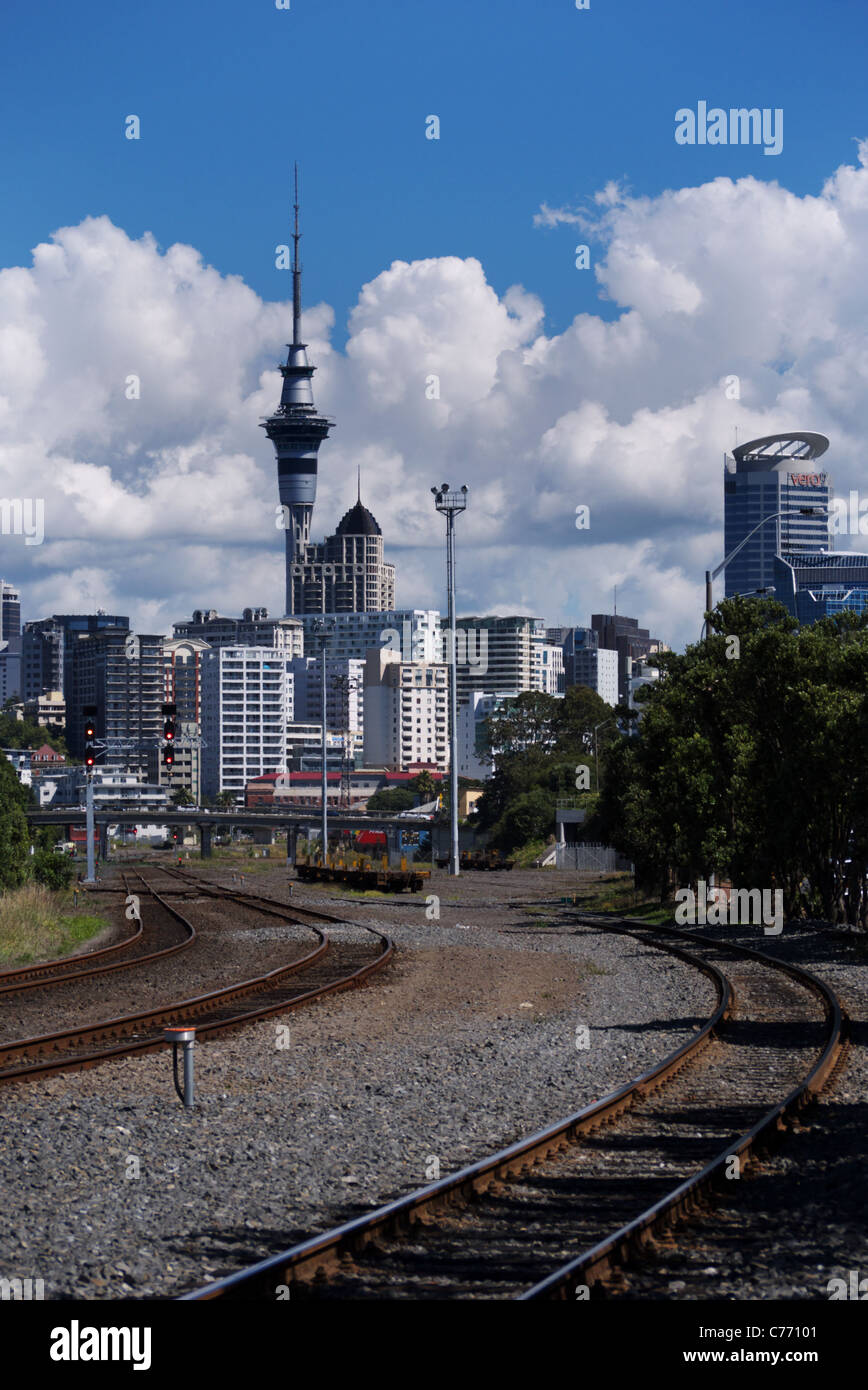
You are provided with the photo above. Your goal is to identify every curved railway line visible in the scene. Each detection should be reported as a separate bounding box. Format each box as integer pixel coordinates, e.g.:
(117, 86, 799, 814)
(0, 867, 394, 1085)
(0, 872, 195, 996)
(182, 911, 846, 1301)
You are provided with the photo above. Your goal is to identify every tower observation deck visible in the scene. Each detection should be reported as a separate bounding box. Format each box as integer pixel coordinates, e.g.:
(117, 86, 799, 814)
(261, 167, 334, 616)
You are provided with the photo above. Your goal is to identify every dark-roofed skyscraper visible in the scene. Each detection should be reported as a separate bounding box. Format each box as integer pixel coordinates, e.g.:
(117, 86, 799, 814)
(288, 482, 396, 614)
(262, 168, 334, 616)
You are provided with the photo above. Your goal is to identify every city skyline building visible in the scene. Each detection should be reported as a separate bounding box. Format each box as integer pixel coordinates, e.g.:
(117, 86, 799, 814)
(299, 609, 442, 663)
(363, 647, 449, 771)
(456, 690, 519, 780)
(0, 580, 22, 701)
(162, 636, 210, 725)
(564, 629, 619, 707)
(68, 627, 162, 778)
(449, 615, 551, 706)
(723, 431, 831, 598)
(772, 551, 868, 623)
(288, 486, 396, 615)
(200, 646, 292, 798)
(22, 613, 129, 710)
(172, 608, 303, 655)
(591, 613, 665, 706)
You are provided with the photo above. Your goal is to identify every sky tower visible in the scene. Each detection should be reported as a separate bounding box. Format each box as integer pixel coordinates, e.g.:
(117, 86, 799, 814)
(262, 166, 334, 616)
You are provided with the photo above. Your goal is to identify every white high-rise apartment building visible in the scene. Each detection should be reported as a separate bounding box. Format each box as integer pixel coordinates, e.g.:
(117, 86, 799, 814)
(287, 656, 365, 731)
(363, 649, 449, 771)
(451, 615, 562, 705)
(300, 610, 442, 663)
(570, 647, 619, 707)
(535, 642, 564, 695)
(201, 647, 291, 798)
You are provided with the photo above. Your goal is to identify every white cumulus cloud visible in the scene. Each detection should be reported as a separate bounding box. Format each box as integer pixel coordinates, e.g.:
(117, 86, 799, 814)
(4, 145, 868, 651)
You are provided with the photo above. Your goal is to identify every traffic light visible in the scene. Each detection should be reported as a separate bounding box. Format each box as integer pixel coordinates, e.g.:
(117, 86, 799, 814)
(172, 829, 179, 842)
(83, 706, 97, 769)
(163, 746, 175, 768)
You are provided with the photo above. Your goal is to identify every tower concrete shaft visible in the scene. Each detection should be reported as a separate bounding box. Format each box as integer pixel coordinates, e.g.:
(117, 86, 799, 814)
(261, 166, 334, 615)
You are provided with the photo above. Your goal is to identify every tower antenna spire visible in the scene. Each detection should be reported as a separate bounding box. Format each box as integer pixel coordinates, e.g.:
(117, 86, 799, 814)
(292, 162, 302, 346)
(357, 464, 361, 504)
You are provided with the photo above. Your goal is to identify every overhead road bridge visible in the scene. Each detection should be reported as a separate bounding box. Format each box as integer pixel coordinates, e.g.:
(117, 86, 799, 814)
(26, 808, 432, 863)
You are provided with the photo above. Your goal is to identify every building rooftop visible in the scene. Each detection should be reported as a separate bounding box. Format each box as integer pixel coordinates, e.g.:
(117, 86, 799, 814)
(732, 432, 830, 470)
(335, 500, 382, 537)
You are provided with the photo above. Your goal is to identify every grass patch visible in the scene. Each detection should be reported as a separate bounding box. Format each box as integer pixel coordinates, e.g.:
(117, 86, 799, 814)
(0, 884, 109, 966)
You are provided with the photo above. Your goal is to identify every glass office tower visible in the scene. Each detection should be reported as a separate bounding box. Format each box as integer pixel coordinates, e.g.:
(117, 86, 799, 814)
(723, 432, 830, 598)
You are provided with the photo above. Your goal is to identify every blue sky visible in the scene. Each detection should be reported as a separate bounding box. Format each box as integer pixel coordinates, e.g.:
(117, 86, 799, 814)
(3, 0, 868, 648)
(3, 0, 863, 342)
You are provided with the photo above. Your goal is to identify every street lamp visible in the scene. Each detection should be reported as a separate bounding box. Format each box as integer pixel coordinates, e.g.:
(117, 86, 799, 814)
(432, 483, 468, 877)
(704, 507, 823, 637)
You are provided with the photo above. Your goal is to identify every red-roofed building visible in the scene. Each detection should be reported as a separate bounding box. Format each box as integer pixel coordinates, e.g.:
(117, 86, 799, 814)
(30, 743, 66, 781)
(246, 766, 443, 810)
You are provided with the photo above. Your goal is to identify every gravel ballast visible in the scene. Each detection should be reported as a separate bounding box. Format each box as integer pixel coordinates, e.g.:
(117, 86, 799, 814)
(0, 868, 715, 1299)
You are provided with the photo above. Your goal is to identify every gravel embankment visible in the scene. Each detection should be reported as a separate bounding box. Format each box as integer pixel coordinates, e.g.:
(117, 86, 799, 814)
(0, 868, 714, 1299)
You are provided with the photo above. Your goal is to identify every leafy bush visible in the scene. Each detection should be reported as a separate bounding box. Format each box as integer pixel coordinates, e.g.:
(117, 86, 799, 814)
(30, 848, 75, 891)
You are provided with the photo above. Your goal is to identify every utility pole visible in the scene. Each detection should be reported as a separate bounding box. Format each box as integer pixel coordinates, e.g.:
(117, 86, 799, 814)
(432, 484, 468, 877)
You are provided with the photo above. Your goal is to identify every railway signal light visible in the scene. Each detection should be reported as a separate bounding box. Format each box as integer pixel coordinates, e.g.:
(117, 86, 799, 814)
(162, 701, 176, 743)
(83, 705, 98, 769)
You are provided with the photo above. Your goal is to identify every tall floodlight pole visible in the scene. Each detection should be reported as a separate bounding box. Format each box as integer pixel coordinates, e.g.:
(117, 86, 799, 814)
(314, 623, 331, 862)
(432, 484, 468, 877)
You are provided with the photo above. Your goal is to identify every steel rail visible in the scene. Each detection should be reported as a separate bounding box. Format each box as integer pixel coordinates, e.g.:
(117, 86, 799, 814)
(518, 914, 846, 1298)
(0, 873, 196, 996)
(0, 874, 364, 1084)
(180, 920, 733, 1299)
(0, 879, 143, 988)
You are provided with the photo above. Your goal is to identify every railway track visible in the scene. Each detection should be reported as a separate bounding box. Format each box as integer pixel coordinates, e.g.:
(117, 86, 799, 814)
(0, 868, 394, 1085)
(0, 872, 195, 996)
(181, 913, 846, 1301)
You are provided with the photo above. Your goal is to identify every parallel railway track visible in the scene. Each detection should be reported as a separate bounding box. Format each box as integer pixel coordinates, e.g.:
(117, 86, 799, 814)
(0, 872, 195, 996)
(182, 913, 846, 1301)
(0, 868, 394, 1085)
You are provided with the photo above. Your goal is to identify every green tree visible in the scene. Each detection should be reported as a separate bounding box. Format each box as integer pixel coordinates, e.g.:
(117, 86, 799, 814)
(411, 771, 437, 803)
(475, 685, 618, 848)
(594, 596, 868, 924)
(171, 788, 195, 807)
(489, 787, 554, 851)
(30, 848, 75, 891)
(367, 787, 417, 814)
(0, 756, 31, 889)
(0, 707, 69, 756)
